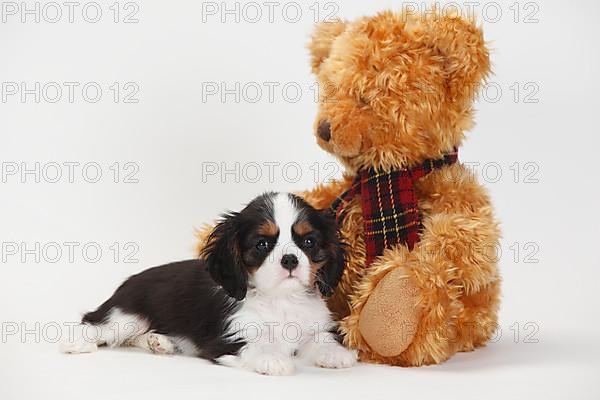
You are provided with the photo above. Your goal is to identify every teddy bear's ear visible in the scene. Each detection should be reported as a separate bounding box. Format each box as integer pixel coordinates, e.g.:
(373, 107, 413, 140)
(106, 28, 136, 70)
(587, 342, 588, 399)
(308, 19, 347, 74)
(426, 13, 491, 103)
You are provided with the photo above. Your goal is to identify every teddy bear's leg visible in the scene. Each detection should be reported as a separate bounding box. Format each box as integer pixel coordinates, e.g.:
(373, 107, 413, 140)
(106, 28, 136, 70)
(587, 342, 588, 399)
(456, 279, 501, 352)
(357, 265, 422, 357)
(340, 244, 464, 366)
(343, 210, 500, 366)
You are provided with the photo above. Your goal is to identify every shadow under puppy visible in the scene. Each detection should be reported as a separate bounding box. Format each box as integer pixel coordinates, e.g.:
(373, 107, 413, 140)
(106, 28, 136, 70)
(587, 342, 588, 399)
(60, 192, 357, 375)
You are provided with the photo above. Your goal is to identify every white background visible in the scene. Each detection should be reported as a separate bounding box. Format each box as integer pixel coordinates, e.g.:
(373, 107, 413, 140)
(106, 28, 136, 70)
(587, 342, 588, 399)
(1, 0, 599, 399)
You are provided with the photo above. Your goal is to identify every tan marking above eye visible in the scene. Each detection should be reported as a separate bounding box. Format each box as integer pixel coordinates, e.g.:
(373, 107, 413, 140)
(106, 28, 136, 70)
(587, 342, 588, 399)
(258, 221, 279, 237)
(293, 220, 314, 236)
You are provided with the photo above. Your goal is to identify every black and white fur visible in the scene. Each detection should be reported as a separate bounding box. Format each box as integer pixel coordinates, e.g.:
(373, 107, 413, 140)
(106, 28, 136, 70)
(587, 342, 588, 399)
(60, 192, 357, 375)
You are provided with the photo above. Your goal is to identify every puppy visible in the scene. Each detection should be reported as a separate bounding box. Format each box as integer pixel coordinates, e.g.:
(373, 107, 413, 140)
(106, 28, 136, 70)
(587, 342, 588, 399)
(60, 192, 357, 375)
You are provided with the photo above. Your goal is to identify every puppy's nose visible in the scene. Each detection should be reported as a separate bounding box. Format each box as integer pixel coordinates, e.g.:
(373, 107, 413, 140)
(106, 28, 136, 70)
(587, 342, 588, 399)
(281, 254, 299, 271)
(317, 121, 331, 142)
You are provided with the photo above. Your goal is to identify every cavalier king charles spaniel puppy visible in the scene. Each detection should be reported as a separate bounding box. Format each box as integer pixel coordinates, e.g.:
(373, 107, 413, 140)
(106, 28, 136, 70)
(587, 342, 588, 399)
(60, 192, 357, 375)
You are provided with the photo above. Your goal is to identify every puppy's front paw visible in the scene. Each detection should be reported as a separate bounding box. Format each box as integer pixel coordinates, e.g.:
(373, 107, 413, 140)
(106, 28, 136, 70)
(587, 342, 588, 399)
(315, 345, 357, 369)
(252, 353, 296, 376)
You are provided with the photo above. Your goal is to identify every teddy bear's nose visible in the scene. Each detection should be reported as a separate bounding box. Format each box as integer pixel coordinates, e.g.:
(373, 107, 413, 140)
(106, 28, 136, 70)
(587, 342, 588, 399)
(317, 121, 331, 142)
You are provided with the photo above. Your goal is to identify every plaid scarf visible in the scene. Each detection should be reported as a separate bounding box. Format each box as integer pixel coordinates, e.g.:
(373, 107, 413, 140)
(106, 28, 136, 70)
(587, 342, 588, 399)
(331, 151, 458, 265)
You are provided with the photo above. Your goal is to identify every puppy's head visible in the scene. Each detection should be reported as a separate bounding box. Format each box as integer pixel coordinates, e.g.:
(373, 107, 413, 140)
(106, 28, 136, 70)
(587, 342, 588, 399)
(201, 192, 344, 300)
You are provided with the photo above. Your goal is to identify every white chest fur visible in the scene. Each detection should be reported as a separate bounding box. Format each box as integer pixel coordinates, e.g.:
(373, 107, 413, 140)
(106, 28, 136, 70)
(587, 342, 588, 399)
(218, 289, 356, 375)
(226, 289, 334, 353)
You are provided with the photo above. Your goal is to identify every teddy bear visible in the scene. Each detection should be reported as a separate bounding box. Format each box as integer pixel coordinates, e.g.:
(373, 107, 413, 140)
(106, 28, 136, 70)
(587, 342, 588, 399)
(298, 10, 501, 366)
(196, 9, 501, 367)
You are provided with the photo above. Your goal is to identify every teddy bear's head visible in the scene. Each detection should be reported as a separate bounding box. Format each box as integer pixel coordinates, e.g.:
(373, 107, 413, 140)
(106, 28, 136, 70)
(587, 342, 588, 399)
(309, 11, 490, 173)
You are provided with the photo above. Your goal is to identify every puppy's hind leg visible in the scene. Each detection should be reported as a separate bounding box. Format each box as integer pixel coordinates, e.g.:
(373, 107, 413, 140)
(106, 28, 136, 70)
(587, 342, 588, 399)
(59, 323, 100, 354)
(60, 307, 150, 354)
(126, 332, 176, 355)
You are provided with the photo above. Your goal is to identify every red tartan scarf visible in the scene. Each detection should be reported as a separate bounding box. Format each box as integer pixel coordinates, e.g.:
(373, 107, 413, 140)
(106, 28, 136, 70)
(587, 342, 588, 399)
(331, 151, 458, 265)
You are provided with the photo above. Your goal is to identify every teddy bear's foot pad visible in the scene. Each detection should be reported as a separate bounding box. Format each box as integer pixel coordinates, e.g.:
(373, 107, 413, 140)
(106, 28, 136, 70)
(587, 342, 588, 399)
(358, 268, 422, 357)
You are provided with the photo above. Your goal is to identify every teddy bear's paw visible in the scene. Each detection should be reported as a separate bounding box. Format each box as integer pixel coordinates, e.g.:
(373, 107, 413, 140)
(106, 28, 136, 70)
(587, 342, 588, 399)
(251, 353, 296, 376)
(314, 345, 357, 369)
(359, 267, 422, 357)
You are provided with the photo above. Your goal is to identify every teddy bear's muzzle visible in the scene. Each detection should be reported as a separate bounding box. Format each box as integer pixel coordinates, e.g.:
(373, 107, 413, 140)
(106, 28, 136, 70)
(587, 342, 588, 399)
(317, 120, 331, 142)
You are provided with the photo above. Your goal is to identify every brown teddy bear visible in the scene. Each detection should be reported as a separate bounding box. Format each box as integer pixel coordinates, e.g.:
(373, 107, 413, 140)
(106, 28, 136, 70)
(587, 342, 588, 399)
(300, 10, 501, 366)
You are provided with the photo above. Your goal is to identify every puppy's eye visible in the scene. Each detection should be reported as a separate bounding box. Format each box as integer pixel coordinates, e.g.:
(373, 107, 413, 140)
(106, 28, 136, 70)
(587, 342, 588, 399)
(303, 237, 315, 249)
(256, 239, 270, 252)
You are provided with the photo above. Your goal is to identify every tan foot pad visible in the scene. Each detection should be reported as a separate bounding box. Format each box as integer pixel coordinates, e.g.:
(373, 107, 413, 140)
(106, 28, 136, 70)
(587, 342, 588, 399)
(359, 269, 422, 357)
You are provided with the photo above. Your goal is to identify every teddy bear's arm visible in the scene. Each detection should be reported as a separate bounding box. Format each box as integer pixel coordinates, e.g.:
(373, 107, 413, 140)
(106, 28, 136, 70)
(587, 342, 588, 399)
(296, 175, 354, 210)
(194, 223, 215, 257)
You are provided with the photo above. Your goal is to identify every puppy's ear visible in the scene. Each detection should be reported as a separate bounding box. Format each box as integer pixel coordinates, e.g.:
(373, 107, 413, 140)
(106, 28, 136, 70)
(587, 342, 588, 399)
(308, 19, 347, 74)
(315, 208, 346, 297)
(201, 212, 248, 300)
